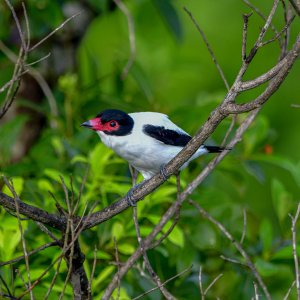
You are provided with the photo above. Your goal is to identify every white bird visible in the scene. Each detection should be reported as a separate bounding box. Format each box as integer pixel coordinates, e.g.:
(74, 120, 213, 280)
(81, 109, 226, 204)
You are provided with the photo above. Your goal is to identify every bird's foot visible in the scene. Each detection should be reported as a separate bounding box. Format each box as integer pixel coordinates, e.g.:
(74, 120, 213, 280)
(125, 189, 136, 207)
(160, 164, 169, 181)
(125, 182, 145, 207)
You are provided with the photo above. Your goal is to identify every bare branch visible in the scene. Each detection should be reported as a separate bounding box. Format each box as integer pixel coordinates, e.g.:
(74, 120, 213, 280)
(102, 106, 264, 298)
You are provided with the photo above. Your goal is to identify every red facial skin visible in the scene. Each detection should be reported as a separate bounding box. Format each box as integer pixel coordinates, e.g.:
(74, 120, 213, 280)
(89, 117, 120, 132)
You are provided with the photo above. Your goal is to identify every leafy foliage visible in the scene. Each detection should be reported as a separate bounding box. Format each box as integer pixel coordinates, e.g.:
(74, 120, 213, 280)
(0, 0, 300, 299)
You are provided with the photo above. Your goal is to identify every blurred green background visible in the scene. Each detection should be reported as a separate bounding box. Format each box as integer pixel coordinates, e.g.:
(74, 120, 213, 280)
(0, 0, 300, 299)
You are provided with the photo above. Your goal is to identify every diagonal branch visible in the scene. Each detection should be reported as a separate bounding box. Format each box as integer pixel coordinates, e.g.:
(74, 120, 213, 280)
(101, 107, 263, 298)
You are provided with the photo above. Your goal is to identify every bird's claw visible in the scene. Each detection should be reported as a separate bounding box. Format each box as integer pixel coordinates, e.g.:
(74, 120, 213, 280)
(125, 187, 137, 206)
(160, 164, 169, 180)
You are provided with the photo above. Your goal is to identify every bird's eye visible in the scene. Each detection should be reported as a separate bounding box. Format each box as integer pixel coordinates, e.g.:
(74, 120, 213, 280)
(110, 121, 116, 127)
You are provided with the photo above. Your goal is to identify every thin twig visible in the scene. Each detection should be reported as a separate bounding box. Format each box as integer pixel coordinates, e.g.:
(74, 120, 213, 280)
(184, 7, 230, 91)
(199, 266, 205, 299)
(88, 246, 98, 296)
(243, 0, 282, 47)
(0, 242, 58, 267)
(25, 53, 51, 67)
(72, 166, 90, 215)
(113, 0, 136, 79)
(29, 12, 81, 52)
(0, 274, 13, 298)
(35, 222, 60, 243)
(150, 207, 181, 249)
(204, 273, 223, 296)
(259, 15, 295, 47)
(240, 208, 247, 244)
(253, 281, 259, 300)
(246, 0, 280, 63)
(220, 255, 246, 266)
(242, 13, 253, 61)
(44, 213, 71, 300)
(132, 266, 192, 300)
(221, 115, 237, 146)
(4, 0, 26, 51)
(283, 280, 296, 300)
(113, 238, 121, 300)
(290, 202, 300, 299)
(21, 2, 30, 51)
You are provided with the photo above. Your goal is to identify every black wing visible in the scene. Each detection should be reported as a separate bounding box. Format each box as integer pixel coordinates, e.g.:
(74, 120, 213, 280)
(143, 124, 192, 147)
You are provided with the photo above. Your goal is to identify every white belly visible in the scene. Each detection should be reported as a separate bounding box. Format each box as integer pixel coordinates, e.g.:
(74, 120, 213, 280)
(97, 131, 208, 180)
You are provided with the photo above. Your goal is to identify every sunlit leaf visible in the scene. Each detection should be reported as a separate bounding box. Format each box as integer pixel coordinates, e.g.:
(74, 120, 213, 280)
(2, 177, 24, 197)
(117, 243, 135, 255)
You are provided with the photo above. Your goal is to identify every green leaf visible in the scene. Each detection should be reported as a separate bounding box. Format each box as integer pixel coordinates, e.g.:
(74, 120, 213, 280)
(130, 63, 154, 102)
(243, 116, 269, 155)
(0, 116, 27, 164)
(111, 222, 124, 241)
(71, 155, 89, 164)
(37, 179, 54, 193)
(252, 155, 300, 188)
(255, 258, 280, 277)
(164, 225, 184, 248)
(271, 179, 293, 223)
(93, 266, 115, 287)
(0, 229, 21, 261)
(117, 243, 135, 255)
(272, 245, 300, 260)
(259, 218, 273, 255)
(153, 0, 183, 42)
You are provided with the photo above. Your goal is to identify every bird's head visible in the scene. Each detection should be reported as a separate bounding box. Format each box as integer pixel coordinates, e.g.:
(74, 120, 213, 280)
(81, 109, 134, 136)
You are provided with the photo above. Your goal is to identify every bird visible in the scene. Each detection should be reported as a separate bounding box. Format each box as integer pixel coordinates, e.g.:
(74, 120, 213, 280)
(81, 109, 226, 205)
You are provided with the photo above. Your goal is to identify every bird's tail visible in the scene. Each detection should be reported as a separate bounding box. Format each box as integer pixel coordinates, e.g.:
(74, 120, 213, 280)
(204, 145, 231, 153)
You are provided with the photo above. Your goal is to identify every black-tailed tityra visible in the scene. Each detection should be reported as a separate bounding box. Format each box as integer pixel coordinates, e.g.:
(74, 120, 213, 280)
(81, 109, 226, 205)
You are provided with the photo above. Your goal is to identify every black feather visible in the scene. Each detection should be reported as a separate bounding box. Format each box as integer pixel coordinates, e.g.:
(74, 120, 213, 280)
(143, 125, 192, 147)
(204, 145, 225, 153)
